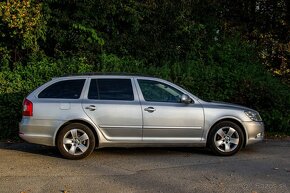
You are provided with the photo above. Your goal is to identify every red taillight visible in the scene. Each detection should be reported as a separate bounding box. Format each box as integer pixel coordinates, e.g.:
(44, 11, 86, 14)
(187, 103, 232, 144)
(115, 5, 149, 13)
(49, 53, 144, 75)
(23, 99, 33, 116)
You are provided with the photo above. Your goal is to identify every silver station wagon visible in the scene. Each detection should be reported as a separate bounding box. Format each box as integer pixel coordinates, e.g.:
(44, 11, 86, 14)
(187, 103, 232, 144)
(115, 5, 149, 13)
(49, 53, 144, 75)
(19, 74, 264, 159)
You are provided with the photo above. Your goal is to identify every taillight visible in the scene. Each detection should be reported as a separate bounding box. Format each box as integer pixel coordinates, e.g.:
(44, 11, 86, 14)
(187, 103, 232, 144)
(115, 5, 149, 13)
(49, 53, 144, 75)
(23, 99, 33, 116)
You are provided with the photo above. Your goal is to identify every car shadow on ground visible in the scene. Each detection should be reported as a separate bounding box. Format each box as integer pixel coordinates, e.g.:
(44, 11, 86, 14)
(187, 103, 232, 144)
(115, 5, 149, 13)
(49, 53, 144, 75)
(0, 142, 214, 159)
(0, 142, 62, 158)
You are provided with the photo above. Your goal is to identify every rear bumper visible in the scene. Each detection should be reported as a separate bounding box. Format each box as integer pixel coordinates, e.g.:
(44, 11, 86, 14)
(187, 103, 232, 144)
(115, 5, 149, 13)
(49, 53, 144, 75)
(244, 121, 264, 145)
(19, 132, 53, 146)
(19, 118, 61, 146)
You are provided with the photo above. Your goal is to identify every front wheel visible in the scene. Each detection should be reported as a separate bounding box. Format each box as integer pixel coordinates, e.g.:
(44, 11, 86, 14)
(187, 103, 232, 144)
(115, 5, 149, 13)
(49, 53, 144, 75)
(208, 121, 244, 156)
(57, 123, 95, 159)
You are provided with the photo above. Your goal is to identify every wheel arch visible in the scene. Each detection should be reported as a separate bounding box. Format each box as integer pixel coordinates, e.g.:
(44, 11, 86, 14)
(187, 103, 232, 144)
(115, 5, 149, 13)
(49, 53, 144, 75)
(54, 119, 99, 148)
(206, 118, 247, 148)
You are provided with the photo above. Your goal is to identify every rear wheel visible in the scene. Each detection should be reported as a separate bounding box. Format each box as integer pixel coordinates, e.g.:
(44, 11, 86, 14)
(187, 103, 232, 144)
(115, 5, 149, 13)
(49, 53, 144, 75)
(209, 121, 244, 156)
(57, 123, 95, 159)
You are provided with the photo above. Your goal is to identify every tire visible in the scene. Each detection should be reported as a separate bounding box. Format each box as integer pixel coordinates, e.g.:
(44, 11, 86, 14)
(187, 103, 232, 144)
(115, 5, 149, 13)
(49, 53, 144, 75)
(57, 123, 95, 160)
(208, 121, 244, 156)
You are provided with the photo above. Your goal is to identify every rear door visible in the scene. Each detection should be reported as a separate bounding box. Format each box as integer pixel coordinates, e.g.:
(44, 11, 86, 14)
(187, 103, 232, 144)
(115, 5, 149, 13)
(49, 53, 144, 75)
(82, 77, 142, 141)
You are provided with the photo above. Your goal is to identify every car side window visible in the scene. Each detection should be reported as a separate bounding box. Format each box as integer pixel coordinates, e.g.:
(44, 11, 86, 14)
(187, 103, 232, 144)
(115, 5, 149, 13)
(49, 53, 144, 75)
(38, 79, 85, 99)
(88, 79, 134, 101)
(138, 79, 183, 103)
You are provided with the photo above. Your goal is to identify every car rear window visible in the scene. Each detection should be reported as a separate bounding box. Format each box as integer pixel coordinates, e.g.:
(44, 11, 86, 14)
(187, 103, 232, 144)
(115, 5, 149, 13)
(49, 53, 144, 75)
(88, 79, 134, 101)
(38, 79, 85, 99)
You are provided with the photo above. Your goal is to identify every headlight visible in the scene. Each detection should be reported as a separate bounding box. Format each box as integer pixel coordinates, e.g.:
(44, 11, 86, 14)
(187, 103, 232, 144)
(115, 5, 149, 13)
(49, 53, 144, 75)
(244, 110, 262, 121)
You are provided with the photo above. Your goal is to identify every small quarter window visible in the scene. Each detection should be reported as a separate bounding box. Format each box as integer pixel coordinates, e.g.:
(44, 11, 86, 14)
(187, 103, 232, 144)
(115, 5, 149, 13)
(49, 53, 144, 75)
(38, 79, 85, 99)
(88, 79, 134, 101)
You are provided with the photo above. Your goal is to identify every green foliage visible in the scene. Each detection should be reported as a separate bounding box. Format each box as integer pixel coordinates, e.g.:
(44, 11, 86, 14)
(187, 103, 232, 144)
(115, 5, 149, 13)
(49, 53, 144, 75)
(72, 24, 105, 46)
(0, 0, 46, 67)
(98, 53, 144, 73)
(217, 0, 290, 83)
(43, 0, 220, 65)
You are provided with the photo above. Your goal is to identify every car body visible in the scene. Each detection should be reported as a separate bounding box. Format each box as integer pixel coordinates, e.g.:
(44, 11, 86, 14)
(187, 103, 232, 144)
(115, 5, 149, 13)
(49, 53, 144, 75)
(19, 74, 264, 159)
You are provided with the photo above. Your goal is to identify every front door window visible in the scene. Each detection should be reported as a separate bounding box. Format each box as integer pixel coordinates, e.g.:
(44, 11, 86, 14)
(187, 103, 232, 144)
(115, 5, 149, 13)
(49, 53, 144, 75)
(138, 79, 183, 103)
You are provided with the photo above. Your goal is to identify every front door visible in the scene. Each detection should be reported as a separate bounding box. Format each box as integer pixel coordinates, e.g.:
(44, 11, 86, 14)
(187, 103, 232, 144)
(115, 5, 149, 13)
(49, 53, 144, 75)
(136, 79, 204, 142)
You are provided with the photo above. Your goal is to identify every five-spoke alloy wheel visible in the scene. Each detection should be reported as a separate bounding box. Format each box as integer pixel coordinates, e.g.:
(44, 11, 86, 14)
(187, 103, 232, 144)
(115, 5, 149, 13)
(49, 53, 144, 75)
(209, 121, 244, 156)
(57, 123, 95, 159)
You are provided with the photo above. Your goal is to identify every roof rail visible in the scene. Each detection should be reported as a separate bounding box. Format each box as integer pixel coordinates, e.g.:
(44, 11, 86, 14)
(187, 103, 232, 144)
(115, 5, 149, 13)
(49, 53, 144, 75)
(60, 72, 152, 77)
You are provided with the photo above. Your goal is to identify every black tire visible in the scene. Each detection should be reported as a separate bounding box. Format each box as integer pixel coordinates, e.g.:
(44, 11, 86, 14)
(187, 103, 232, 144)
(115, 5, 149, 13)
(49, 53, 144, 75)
(208, 121, 244, 156)
(57, 123, 95, 160)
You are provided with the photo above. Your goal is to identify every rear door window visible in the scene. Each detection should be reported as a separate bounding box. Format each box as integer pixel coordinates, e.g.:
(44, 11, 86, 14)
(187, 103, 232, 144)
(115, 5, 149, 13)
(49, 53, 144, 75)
(88, 79, 134, 101)
(38, 79, 85, 99)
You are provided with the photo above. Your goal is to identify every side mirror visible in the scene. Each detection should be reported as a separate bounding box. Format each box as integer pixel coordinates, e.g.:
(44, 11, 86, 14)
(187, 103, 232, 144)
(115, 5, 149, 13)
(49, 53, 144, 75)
(181, 94, 192, 104)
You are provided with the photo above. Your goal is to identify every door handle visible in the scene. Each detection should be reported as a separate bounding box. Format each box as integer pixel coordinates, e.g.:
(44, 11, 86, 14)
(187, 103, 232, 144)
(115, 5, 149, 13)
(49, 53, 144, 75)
(144, 107, 156, 113)
(85, 105, 96, 111)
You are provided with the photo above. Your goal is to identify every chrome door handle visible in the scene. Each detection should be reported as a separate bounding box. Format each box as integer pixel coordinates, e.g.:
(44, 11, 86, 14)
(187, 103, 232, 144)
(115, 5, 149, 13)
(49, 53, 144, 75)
(144, 107, 156, 113)
(85, 105, 96, 111)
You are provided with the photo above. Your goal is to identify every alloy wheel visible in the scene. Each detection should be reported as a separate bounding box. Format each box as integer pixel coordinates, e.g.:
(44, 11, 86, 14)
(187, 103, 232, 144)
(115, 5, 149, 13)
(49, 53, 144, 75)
(214, 126, 239, 153)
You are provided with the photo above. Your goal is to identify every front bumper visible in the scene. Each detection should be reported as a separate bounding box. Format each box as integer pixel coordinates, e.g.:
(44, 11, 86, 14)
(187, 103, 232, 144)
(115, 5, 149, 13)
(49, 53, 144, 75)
(243, 121, 264, 145)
